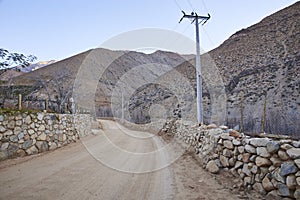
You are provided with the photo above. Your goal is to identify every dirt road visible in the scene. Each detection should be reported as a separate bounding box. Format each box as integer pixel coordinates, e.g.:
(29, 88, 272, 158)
(0, 120, 261, 200)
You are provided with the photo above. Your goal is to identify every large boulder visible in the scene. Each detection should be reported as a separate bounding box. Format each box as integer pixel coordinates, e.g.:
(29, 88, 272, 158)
(280, 162, 298, 177)
(36, 141, 49, 153)
(277, 183, 290, 197)
(286, 148, 300, 159)
(25, 145, 38, 155)
(266, 141, 280, 153)
(0, 150, 8, 161)
(262, 176, 275, 192)
(206, 160, 219, 174)
(256, 156, 272, 167)
(250, 138, 270, 147)
(7, 143, 19, 157)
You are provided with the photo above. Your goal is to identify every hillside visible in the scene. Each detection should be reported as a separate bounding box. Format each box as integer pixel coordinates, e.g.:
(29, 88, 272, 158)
(208, 1, 300, 135)
(0, 69, 24, 81)
(17, 60, 57, 72)
(129, 2, 300, 135)
(6, 2, 300, 136)
(10, 48, 193, 114)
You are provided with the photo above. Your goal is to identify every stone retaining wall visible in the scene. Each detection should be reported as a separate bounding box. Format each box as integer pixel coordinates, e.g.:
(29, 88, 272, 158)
(164, 120, 300, 199)
(0, 111, 92, 161)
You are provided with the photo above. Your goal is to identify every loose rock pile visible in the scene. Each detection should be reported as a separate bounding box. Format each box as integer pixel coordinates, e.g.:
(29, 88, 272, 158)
(0, 112, 92, 161)
(164, 120, 300, 199)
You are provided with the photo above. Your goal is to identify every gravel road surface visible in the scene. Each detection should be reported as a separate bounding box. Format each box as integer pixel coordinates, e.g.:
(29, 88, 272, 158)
(0, 120, 262, 200)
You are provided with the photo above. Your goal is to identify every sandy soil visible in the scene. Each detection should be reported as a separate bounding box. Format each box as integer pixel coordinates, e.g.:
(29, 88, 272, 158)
(0, 120, 264, 200)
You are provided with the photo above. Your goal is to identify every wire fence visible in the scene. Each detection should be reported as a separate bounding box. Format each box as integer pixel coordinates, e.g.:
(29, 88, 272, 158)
(0, 94, 90, 115)
(226, 94, 300, 139)
(1, 89, 298, 138)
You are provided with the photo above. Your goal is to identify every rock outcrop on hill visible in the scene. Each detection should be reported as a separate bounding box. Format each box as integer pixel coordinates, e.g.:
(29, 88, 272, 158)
(10, 48, 194, 116)
(126, 2, 300, 136)
(204, 2, 300, 135)
(0, 69, 24, 81)
(8, 2, 299, 136)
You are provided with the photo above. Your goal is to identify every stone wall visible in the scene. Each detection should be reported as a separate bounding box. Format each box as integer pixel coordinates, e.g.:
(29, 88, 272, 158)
(0, 111, 92, 161)
(164, 120, 300, 199)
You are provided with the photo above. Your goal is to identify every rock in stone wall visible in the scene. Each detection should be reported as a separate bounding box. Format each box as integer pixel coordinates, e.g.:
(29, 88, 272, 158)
(165, 120, 300, 199)
(0, 111, 92, 161)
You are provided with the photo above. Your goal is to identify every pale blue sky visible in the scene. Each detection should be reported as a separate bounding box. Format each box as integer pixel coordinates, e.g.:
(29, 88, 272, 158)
(0, 0, 298, 61)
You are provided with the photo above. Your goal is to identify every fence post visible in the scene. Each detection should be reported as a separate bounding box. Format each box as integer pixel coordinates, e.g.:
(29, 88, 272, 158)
(64, 103, 68, 114)
(44, 99, 48, 112)
(262, 93, 267, 133)
(70, 98, 75, 114)
(240, 91, 244, 132)
(18, 94, 22, 110)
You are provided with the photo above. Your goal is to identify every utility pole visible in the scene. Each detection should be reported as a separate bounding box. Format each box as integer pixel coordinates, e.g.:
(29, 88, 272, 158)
(179, 11, 210, 124)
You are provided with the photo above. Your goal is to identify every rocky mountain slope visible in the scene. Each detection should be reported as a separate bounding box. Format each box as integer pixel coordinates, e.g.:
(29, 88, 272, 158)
(129, 2, 300, 135)
(7, 2, 299, 136)
(10, 48, 193, 114)
(0, 60, 56, 82)
(19, 60, 56, 72)
(0, 69, 24, 81)
(207, 1, 300, 135)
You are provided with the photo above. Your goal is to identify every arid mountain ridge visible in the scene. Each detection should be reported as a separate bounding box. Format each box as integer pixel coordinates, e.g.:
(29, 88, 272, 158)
(210, 1, 300, 134)
(6, 2, 300, 136)
(125, 1, 300, 135)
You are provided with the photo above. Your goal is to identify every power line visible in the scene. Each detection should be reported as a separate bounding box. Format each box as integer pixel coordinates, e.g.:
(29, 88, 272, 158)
(187, 0, 194, 11)
(160, 0, 192, 51)
(200, 0, 209, 13)
(202, 27, 215, 48)
(173, 0, 182, 11)
(165, 22, 192, 49)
